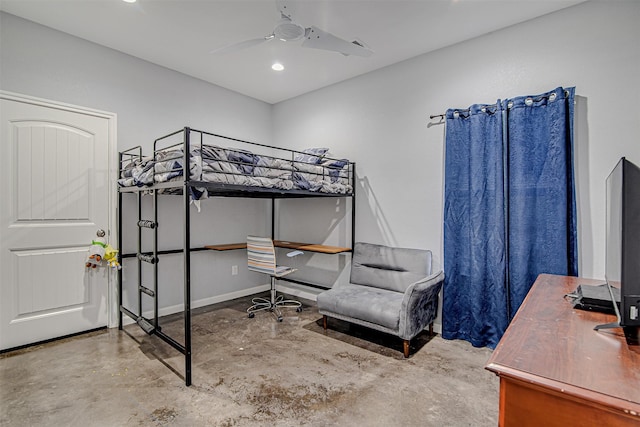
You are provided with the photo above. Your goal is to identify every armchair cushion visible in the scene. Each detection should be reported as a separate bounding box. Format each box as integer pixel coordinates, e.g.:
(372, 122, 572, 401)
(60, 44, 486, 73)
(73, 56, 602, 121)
(316, 284, 403, 331)
(350, 242, 432, 293)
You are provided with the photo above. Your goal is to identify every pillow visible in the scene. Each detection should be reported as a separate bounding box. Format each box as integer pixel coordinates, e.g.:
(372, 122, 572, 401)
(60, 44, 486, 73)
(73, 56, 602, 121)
(322, 158, 349, 169)
(294, 147, 329, 164)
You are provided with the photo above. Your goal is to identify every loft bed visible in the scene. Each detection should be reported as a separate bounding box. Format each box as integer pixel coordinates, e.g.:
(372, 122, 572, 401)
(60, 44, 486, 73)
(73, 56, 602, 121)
(116, 127, 356, 386)
(118, 127, 354, 199)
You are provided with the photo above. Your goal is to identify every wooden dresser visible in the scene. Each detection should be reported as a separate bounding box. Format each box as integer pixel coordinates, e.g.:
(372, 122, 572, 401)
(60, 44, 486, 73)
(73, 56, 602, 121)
(485, 274, 640, 426)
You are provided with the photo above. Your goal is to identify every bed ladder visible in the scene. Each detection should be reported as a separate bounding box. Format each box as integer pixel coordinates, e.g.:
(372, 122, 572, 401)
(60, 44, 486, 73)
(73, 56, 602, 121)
(118, 189, 160, 335)
(135, 190, 160, 335)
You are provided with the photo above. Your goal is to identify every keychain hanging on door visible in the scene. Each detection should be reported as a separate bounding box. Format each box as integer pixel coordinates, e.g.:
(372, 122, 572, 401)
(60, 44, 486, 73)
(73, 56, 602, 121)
(85, 230, 121, 270)
(102, 244, 121, 270)
(85, 230, 107, 269)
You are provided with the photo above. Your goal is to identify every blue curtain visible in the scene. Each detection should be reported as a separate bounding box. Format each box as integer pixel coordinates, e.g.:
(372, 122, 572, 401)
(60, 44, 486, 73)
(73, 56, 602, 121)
(442, 87, 577, 348)
(504, 87, 578, 319)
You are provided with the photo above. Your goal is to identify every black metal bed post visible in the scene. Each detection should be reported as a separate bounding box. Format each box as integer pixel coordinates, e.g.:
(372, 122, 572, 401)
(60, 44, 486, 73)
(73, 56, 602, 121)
(351, 163, 356, 249)
(137, 191, 142, 318)
(117, 154, 124, 330)
(271, 197, 276, 239)
(153, 189, 159, 328)
(183, 127, 192, 386)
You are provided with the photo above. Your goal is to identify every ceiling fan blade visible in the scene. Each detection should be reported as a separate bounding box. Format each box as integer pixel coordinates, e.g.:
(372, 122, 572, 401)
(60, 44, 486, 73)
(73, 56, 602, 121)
(302, 26, 373, 57)
(210, 36, 273, 55)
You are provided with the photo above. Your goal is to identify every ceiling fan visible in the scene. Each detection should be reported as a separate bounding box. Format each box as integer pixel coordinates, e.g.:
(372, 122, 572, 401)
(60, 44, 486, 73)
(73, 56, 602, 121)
(211, 0, 373, 57)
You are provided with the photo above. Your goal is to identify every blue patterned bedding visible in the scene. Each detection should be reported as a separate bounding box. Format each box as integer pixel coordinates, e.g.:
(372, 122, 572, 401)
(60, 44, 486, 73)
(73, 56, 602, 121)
(118, 144, 352, 199)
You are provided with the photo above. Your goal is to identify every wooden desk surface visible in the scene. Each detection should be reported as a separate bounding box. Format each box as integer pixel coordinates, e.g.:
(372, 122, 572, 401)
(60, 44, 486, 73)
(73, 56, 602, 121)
(204, 243, 247, 251)
(486, 274, 640, 418)
(272, 240, 351, 254)
(204, 240, 351, 254)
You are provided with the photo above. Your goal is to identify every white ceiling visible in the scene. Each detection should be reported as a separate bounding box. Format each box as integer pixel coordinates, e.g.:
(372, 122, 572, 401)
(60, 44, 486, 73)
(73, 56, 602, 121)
(1, 0, 584, 104)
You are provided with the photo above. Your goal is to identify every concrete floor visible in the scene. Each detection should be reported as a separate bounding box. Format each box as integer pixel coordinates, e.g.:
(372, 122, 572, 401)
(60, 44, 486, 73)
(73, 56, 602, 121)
(0, 294, 498, 426)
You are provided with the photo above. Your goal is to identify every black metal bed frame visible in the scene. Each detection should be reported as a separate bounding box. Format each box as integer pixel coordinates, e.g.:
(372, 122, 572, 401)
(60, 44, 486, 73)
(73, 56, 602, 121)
(117, 127, 356, 386)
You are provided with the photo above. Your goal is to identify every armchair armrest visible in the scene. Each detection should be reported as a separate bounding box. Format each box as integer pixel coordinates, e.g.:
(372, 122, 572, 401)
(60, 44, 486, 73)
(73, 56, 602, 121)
(398, 270, 444, 340)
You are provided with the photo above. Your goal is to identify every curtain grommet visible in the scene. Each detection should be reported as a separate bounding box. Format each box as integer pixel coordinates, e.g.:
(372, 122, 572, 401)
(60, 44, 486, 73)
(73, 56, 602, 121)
(507, 101, 514, 109)
(453, 111, 460, 119)
(525, 97, 533, 106)
(549, 92, 557, 102)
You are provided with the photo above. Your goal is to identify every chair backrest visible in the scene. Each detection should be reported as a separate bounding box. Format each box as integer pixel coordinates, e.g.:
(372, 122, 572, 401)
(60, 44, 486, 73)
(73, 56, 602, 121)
(350, 242, 432, 293)
(247, 235, 276, 275)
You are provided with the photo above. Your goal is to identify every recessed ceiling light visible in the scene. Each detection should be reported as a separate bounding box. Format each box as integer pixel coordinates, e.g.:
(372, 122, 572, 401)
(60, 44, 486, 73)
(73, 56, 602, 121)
(271, 63, 284, 71)
(122, 0, 136, 3)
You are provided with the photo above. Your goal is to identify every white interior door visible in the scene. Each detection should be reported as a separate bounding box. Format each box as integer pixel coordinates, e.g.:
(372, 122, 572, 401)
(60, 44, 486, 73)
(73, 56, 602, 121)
(0, 92, 115, 351)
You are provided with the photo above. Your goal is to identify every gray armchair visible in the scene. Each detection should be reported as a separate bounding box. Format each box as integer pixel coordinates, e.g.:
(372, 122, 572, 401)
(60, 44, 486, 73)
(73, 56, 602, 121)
(317, 242, 444, 357)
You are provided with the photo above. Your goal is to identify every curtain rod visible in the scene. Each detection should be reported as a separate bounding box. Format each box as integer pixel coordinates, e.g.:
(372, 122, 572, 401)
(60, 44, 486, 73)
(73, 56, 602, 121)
(430, 90, 569, 122)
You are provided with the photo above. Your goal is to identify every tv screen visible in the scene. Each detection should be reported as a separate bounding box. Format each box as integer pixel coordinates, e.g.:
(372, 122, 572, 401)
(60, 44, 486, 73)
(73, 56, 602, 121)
(605, 157, 640, 329)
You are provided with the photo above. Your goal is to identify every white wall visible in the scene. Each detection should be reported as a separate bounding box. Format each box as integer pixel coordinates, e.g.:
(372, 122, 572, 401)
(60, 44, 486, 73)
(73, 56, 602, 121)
(0, 12, 275, 313)
(272, 1, 640, 283)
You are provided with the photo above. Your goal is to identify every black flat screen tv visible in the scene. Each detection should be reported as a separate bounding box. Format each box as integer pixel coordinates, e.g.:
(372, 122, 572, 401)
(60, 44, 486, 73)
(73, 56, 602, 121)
(602, 157, 640, 331)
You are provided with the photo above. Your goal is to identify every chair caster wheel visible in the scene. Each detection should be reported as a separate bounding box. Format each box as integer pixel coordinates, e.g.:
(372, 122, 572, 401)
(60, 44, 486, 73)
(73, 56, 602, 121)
(248, 312, 255, 318)
(277, 317, 283, 322)
(296, 307, 302, 312)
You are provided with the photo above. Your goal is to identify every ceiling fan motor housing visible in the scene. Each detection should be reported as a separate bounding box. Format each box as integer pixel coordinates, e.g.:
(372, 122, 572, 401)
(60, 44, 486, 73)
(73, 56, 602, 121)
(274, 18, 305, 41)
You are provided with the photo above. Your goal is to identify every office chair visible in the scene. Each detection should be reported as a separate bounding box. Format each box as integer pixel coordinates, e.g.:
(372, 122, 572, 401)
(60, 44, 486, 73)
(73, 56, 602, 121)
(246, 235, 303, 321)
